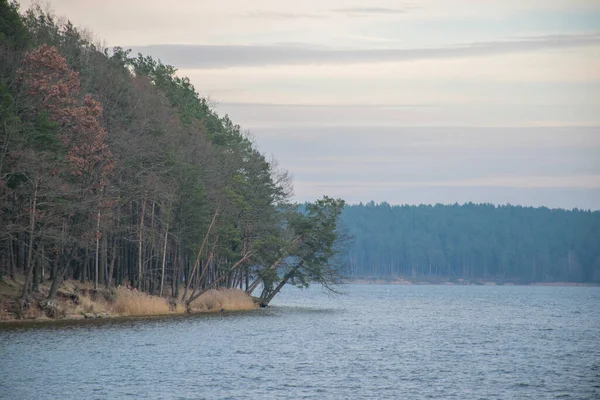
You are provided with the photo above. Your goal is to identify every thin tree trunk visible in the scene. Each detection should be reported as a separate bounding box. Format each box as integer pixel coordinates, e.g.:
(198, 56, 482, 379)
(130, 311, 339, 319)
(9, 239, 16, 280)
(185, 253, 251, 307)
(20, 180, 38, 302)
(94, 210, 100, 290)
(81, 247, 88, 283)
(160, 223, 168, 297)
(47, 266, 62, 301)
(150, 201, 156, 293)
(32, 253, 39, 292)
(246, 256, 283, 295)
(47, 248, 74, 302)
(101, 230, 108, 285)
(245, 265, 249, 291)
(260, 264, 301, 307)
(40, 245, 45, 283)
(137, 198, 146, 290)
(173, 241, 181, 298)
(106, 234, 117, 289)
(47, 221, 72, 302)
(0, 249, 5, 278)
(17, 233, 24, 274)
(245, 236, 302, 295)
(185, 273, 227, 307)
(182, 204, 219, 303)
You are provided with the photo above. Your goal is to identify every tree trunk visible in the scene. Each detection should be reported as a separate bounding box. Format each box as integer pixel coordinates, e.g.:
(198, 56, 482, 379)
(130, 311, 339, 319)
(182, 204, 219, 303)
(106, 234, 117, 289)
(150, 201, 156, 293)
(94, 210, 100, 290)
(173, 241, 181, 298)
(185, 273, 227, 308)
(40, 245, 45, 283)
(17, 233, 24, 274)
(47, 245, 75, 302)
(81, 247, 88, 283)
(47, 268, 62, 301)
(101, 230, 108, 285)
(137, 198, 146, 290)
(9, 239, 16, 280)
(20, 180, 38, 302)
(32, 254, 39, 292)
(160, 223, 168, 297)
(245, 237, 302, 295)
(260, 264, 301, 307)
(245, 265, 249, 291)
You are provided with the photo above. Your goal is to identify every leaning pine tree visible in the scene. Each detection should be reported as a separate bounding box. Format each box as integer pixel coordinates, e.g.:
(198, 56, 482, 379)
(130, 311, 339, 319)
(250, 196, 347, 307)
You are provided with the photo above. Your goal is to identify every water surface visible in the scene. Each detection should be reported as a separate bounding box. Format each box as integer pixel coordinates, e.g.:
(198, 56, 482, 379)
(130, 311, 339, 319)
(1, 284, 599, 399)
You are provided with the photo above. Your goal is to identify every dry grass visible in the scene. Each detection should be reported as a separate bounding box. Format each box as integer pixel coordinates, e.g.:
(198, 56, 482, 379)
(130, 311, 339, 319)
(0, 297, 11, 320)
(0, 276, 257, 321)
(72, 293, 110, 315)
(60, 280, 95, 293)
(111, 287, 184, 316)
(189, 289, 256, 312)
(22, 306, 43, 319)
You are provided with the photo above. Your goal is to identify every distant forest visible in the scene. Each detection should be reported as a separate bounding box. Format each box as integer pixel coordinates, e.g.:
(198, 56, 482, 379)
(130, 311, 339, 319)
(340, 203, 600, 283)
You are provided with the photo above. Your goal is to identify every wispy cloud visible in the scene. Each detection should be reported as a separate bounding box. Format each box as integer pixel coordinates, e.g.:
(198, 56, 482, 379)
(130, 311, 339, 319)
(295, 175, 600, 189)
(244, 10, 326, 19)
(330, 6, 413, 16)
(243, 5, 416, 19)
(213, 101, 600, 130)
(129, 33, 600, 68)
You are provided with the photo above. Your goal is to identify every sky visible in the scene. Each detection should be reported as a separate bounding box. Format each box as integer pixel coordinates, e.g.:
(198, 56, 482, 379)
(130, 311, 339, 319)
(22, 0, 600, 209)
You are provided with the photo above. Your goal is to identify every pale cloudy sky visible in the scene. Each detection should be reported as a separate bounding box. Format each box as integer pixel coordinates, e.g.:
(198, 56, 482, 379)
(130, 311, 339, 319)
(23, 0, 600, 209)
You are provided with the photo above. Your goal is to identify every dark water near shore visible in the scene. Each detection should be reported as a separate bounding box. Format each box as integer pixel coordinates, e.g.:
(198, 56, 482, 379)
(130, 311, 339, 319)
(1, 284, 599, 399)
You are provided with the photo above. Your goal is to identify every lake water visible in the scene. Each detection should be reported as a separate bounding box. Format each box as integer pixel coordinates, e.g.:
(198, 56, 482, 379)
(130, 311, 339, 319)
(1, 284, 599, 399)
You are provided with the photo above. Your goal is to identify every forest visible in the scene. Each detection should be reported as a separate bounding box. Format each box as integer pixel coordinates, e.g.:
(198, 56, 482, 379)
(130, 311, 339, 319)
(1, 1, 598, 322)
(340, 202, 600, 283)
(0, 1, 345, 314)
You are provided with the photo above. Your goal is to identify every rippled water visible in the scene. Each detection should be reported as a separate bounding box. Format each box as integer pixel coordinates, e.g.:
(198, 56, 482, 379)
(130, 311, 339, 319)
(1, 284, 599, 399)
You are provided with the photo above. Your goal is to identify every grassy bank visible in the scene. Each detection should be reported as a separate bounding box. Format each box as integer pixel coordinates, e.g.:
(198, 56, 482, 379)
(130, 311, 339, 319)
(0, 277, 256, 322)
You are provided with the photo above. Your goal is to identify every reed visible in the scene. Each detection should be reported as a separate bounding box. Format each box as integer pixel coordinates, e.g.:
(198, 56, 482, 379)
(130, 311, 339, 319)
(189, 289, 257, 312)
(111, 287, 180, 316)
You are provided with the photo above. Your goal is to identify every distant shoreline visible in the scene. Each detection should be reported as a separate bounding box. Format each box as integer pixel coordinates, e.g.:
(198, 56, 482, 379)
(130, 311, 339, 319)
(343, 279, 600, 287)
